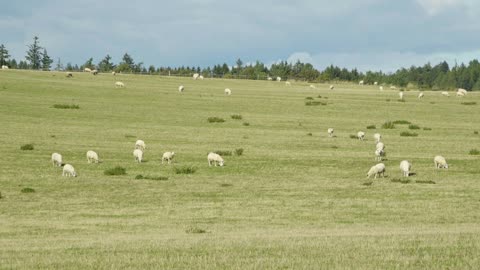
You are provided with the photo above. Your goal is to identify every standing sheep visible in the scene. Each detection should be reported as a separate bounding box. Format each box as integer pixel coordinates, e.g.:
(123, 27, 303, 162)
(162, 151, 175, 164)
(193, 73, 199, 80)
(441, 91, 450, 97)
(310, 84, 316, 89)
(208, 152, 224, 167)
(375, 149, 385, 161)
(399, 160, 412, 177)
(115, 81, 125, 88)
(135, 140, 146, 151)
(418, 92, 424, 98)
(359, 80, 364, 85)
(86, 150, 99, 164)
(112, 71, 116, 75)
(133, 149, 143, 163)
(327, 128, 334, 137)
(51, 153, 62, 167)
(376, 142, 385, 151)
(329, 85, 334, 90)
(1, 65, 8, 69)
(267, 76, 273, 81)
(276, 77, 281, 82)
(224, 88, 231, 95)
(65, 72, 73, 78)
(199, 75, 204, 80)
(457, 88, 468, 95)
(285, 81, 291, 86)
(456, 91, 465, 97)
(178, 85, 184, 92)
(390, 86, 397, 90)
(399, 91, 404, 100)
(91, 69, 98, 75)
(84, 68, 92, 72)
(357, 131, 365, 140)
(62, 164, 77, 177)
(367, 163, 386, 179)
(434, 155, 448, 169)
(379, 86, 384, 91)
(374, 82, 378, 85)
(373, 133, 381, 143)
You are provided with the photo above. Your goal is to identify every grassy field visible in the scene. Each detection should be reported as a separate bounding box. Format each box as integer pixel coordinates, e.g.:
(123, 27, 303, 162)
(0, 70, 479, 269)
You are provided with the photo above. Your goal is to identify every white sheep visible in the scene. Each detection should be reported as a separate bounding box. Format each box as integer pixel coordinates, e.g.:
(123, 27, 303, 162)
(357, 131, 365, 140)
(399, 91, 404, 100)
(267, 76, 273, 81)
(375, 149, 385, 161)
(390, 86, 397, 90)
(359, 80, 364, 85)
(373, 133, 381, 143)
(434, 155, 448, 169)
(379, 86, 384, 91)
(376, 142, 385, 151)
(91, 69, 98, 75)
(399, 160, 412, 177)
(367, 163, 386, 179)
(276, 76, 281, 82)
(1, 65, 8, 69)
(329, 85, 334, 90)
(84, 68, 92, 72)
(285, 81, 291, 86)
(208, 152, 224, 167)
(65, 72, 73, 78)
(374, 81, 378, 85)
(133, 149, 143, 163)
(327, 128, 334, 137)
(441, 91, 450, 97)
(162, 151, 175, 164)
(193, 73, 199, 80)
(135, 140, 146, 151)
(310, 84, 316, 89)
(112, 71, 116, 75)
(418, 92, 424, 98)
(62, 164, 77, 177)
(456, 91, 465, 97)
(115, 81, 125, 88)
(224, 88, 231, 95)
(458, 88, 467, 95)
(199, 75, 204, 80)
(51, 153, 62, 167)
(178, 85, 184, 92)
(86, 150, 99, 164)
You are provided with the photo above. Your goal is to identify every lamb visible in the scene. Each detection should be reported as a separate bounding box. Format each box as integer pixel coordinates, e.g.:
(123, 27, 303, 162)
(115, 81, 125, 88)
(399, 160, 411, 177)
(434, 155, 448, 169)
(178, 85, 184, 92)
(276, 76, 281, 82)
(441, 91, 450, 97)
(84, 68, 92, 72)
(133, 149, 143, 163)
(224, 88, 231, 95)
(379, 86, 384, 91)
(375, 149, 385, 161)
(329, 85, 334, 90)
(373, 133, 381, 143)
(193, 73, 199, 80)
(162, 151, 175, 164)
(62, 164, 77, 177)
(208, 152, 224, 167)
(359, 80, 364, 85)
(418, 92, 424, 98)
(399, 91, 404, 100)
(51, 153, 62, 167)
(135, 140, 146, 151)
(65, 72, 73, 78)
(327, 128, 334, 137)
(86, 150, 99, 164)
(1, 65, 8, 69)
(357, 131, 365, 140)
(366, 163, 386, 179)
(285, 81, 291, 86)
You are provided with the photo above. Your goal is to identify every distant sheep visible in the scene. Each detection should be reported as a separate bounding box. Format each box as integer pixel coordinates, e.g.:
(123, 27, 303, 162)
(178, 85, 184, 92)
(367, 163, 386, 179)
(276, 77, 281, 82)
(208, 152, 224, 167)
(310, 84, 316, 89)
(457, 88, 467, 95)
(267, 77, 273, 81)
(62, 164, 77, 177)
(327, 128, 334, 137)
(1, 65, 8, 70)
(434, 155, 448, 169)
(390, 86, 397, 90)
(456, 91, 465, 97)
(418, 92, 424, 98)
(199, 75, 204, 80)
(375, 149, 385, 161)
(84, 68, 92, 72)
(359, 80, 364, 85)
(162, 151, 175, 164)
(329, 85, 334, 90)
(379, 86, 384, 91)
(373, 133, 381, 143)
(112, 71, 116, 75)
(91, 69, 98, 75)
(376, 142, 385, 152)
(133, 149, 143, 163)
(285, 81, 291, 86)
(441, 91, 450, 97)
(374, 82, 378, 85)
(399, 160, 411, 177)
(86, 150, 99, 164)
(115, 81, 125, 88)
(51, 153, 62, 167)
(357, 131, 365, 140)
(135, 140, 146, 151)
(399, 92, 404, 100)
(193, 73, 199, 80)
(224, 88, 231, 95)
(65, 72, 73, 78)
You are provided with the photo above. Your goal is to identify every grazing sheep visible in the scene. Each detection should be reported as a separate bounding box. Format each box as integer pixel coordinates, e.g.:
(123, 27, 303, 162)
(456, 91, 465, 97)
(327, 128, 334, 137)
(359, 80, 364, 85)
(91, 69, 98, 75)
(357, 131, 365, 140)
(329, 85, 334, 90)
(367, 163, 386, 179)
(373, 133, 381, 143)
(224, 88, 231, 95)
(441, 91, 450, 97)
(51, 153, 62, 167)
(115, 81, 125, 88)
(379, 86, 384, 91)
(178, 85, 184, 92)
(434, 155, 448, 169)
(199, 75, 204, 80)
(193, 73, 199, 80)
(135, 140, 146, 151)
(390, 86, 397, 90)
(418, 92, 424, 98)
(267, 76, 273, 81)
(285, 81, 291, 86)
(112, 71, 116, 75)
(62, 164, 77, 177)
(276, 76, 281, 82)
(162, 151, 175, 164)
(400, 160, 412, 177)
(1, 65, 8, 69)
(374, 81, 378, 85)
(457, 88, 468, 95)
(86, 150, 99, 164)
(376, 141, 385, 150)
(133, 149, 143, 163)
(84, 68, 92, 72)
(65, 72, 73, 78)
(310, 84, 316, 89)
(375, 149, 385, 161)
(399, 91, 404, 100)
(208, 152, 224, 167)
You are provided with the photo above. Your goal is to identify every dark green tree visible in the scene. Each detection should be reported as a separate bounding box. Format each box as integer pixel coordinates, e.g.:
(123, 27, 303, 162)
(82, 57, 94, 70)
(0, 44, 10, 66)
(98, 54, 115, 72)
(41, 49, 53, 70)
(25, 36, 43, 69)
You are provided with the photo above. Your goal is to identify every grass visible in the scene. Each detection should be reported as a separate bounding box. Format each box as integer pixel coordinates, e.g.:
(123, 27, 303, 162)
(416, 180, 436, 184)
(104, 166, 127, 176)
(469, 149, 480, 155)
(461, 102, 477, 105)
(423, 127, 432, 131)
(20, 144, 34, 150)
(1, 70, 480, 269)
(52, 104, 80, 109)
(234, 148, 244, 156)
(135, 174, 169, 181)
(21, 187, 35, 193)
(207, 117, 225, 123)
(185, 226, 207, 234)
(381, 121, 395, 129)
(366, 125, 376, 129)
(408, 124, 420, 130)
(243, 122, 250, 126)
(174, 165, 197, 174)
(391, 178, 411, 184)
(393, 120, 411, 125)
(230, 114, 243, 120)
(215, 150, 232, 156)
(305, 101, 326, 106)
(400, 131, 419, 137)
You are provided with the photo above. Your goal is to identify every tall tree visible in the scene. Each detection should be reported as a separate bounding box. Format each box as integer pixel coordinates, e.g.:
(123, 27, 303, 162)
(82, 57, 94, 70)
(55, 58, 64, 71)
(25, 36, 43, 69)
(41, 48, 53, 70)
(0, 44, 10, 66)
(98, 54, 114, 72)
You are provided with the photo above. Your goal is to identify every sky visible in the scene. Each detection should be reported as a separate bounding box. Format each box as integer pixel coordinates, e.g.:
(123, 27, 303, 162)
(1, 0, 479, 72)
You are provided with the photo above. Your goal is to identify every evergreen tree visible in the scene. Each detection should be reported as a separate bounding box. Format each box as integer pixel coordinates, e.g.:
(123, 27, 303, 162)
(41, 49, 53, 70)
(98, 54, 114, 72)
(82, 57, 94, 70)
(25, 36, 43, 69)
(0, 44, 10, 66)
(55, 58, 64, 71)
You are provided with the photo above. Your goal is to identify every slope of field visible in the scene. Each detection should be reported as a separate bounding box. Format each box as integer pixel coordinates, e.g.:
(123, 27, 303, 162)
(0, 70, 479, 269)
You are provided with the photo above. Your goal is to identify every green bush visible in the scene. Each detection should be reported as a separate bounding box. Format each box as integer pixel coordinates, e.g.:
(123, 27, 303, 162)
(469, 149, 480, 155)
(408, 124, 420, 130)
(234, 148, 244, 156)
(175, 166, 197, 174)
(20, 144, 34, 150)
(230, 114, 242, 120)
(366, 125, 376, 129)
(21, 187, 35, 193)
(393, 120, 411, 125)
(53, 104, 79, 109)
(243, 122, 250, 126)
(207, 117, 225, 123)
(461, 102, 476, 105)
(400, 131, 418, 137)
(104, 166, 127, 176)
(381, 121, 395, 129)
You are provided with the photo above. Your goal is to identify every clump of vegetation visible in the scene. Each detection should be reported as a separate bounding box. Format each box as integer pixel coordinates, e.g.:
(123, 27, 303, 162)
(416, 180, 436, 184)
(317, 95, 322, 98)
(331, 145, 339, 149)
(234, 148, 244, 156)
(52, 104, 80, 109)
(366, 125, 376, 129)
(0, 192, 3, 199)
(430, 102, 436, 104)
(397, 99, 405, 102)
(20, 144, 34, 150)
(381, 121, 395, 129)
(469, 149, 480, 155)
(185, 226, 206, 234)
(135, 174, 144, 179)
(400, 131, 418, 137)
(307, 133, 312, 136)
(207, 117, 225, 123)
(220, 183, 233, 187)
(175, 166, 197, 174)
(323, 97, 329, 99)
(305, 101, 325, 106)
(386, 99, 391, 102)
(135, 174, 168, 181)
(362, 181, 373, 186)
(305, 97, 314, 100)
(104, 166, 127, 176)
(21, 187, 35, 193)
(461, 102, 477, 105)
(215, 150, 232, 156)
(243, 122, 250, 126)
(391, 178, 411, 184)
(408, 124, 420, 130)
(231, 114, 242, 120)
(423, 127, 432, 131)
(125, 134, 136, 139)
(349, 134, 357, 139)
(393, 120, 411, 125)
(474, 131, 479, 135)
(50, 135, 56, 138)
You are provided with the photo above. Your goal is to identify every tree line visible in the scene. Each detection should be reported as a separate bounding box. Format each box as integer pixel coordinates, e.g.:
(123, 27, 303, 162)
(1, 36, 480, 90)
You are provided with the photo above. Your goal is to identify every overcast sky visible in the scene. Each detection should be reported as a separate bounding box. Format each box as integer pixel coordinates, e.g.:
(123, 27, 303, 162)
(1, 0, 479, 72)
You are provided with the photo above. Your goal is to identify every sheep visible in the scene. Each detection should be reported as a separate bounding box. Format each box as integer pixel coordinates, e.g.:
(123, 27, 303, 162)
(373, 133, 381, 143)
(65, 72, 73, 78)
(374, 81, 378, 85)
(418, 92, 424, 98)
(310, 84, 316, 89)
(1, 65, 8, 69)
(457, 88, 468, 95)
(375, 149, 385, 161)
(199, 75, 204, 80)
(115, 81, 125, 88)
(86, 150, 99, 164)
(84, 68, 92, 72)
(193, 73, 199, 80)
(456, 91, 465, 97)
(327, 128, 334, 137)
(434, 155, 448, 169)
(135, 140, 146, 151)
(62, 164, 77, 177)
(399, 91, 404, 100)
(112, 71, 116, 75)
(133, 149, 143, 163)
(91, 69, 98, 75)
(162, 151, 175, 164)
(178, 85, 184, 92)
(285, 81, 291, 86)
(379, 86, 384, 91)
(267, 76, 273, 81)
(441, 91, 450, 97)
(208, 152, 224, 167)
(51, 153, 62, 167)
(366, 163, 386, 179)
(224, 88, 231, 95)
(359, 80, 364, 85)
(276, 76, 281, 82)
(400, 160, 411, 177)
(390, 86, 397, 90)
(329, 85, 334, 90)
(357, 131, 365, 140)
(376, 142, 385, 152)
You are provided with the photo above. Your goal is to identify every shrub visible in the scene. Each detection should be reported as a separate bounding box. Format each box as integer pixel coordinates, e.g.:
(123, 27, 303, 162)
(21, 187, 35, 193)
(381, 121, 395, 129)
(307, 133, 313, 136)
(125, 134, 136, 139)
(423, 127, 432, 131)
(416, 180, 436, 184)
(207, 117, 225, 123)
(393, 120, 411, 125)
(317, 95, 322, 98)
(397, 99, 405, 102)
(175, 166, 197, 174)
(391, 178, 411, 184)
(386, 99, 391, 102)
(185, 226, 206, 234)
(234, 148, 244, 156)
(349, 134, 357, 139)
(461, 102, 477, 105)
(305, 97, 314, 100)
(305, 101, 326, 106)
(220, 183, 233, 187)
(215, 150, 232, 156)
(136, 174, 169, 181)
(400, 131, 418, 137)
(135, 174, 144, 179)
(52, 104, 80, 109)
(243, 122, 250, 126)
(366, 125, 376, 129)
(20, 144, 34, 150)
(469, 149, 480, 155)
(362, 181, 373, 186)
(104, 166, 127, 176)
(474, 131, 479, 135)
(408, 124, 420, 130)
(230, 114, 242, 120)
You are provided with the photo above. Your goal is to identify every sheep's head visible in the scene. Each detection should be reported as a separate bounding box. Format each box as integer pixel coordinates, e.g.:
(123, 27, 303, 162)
(219, 160, 224, 166)
(444, 164, 449, 169)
